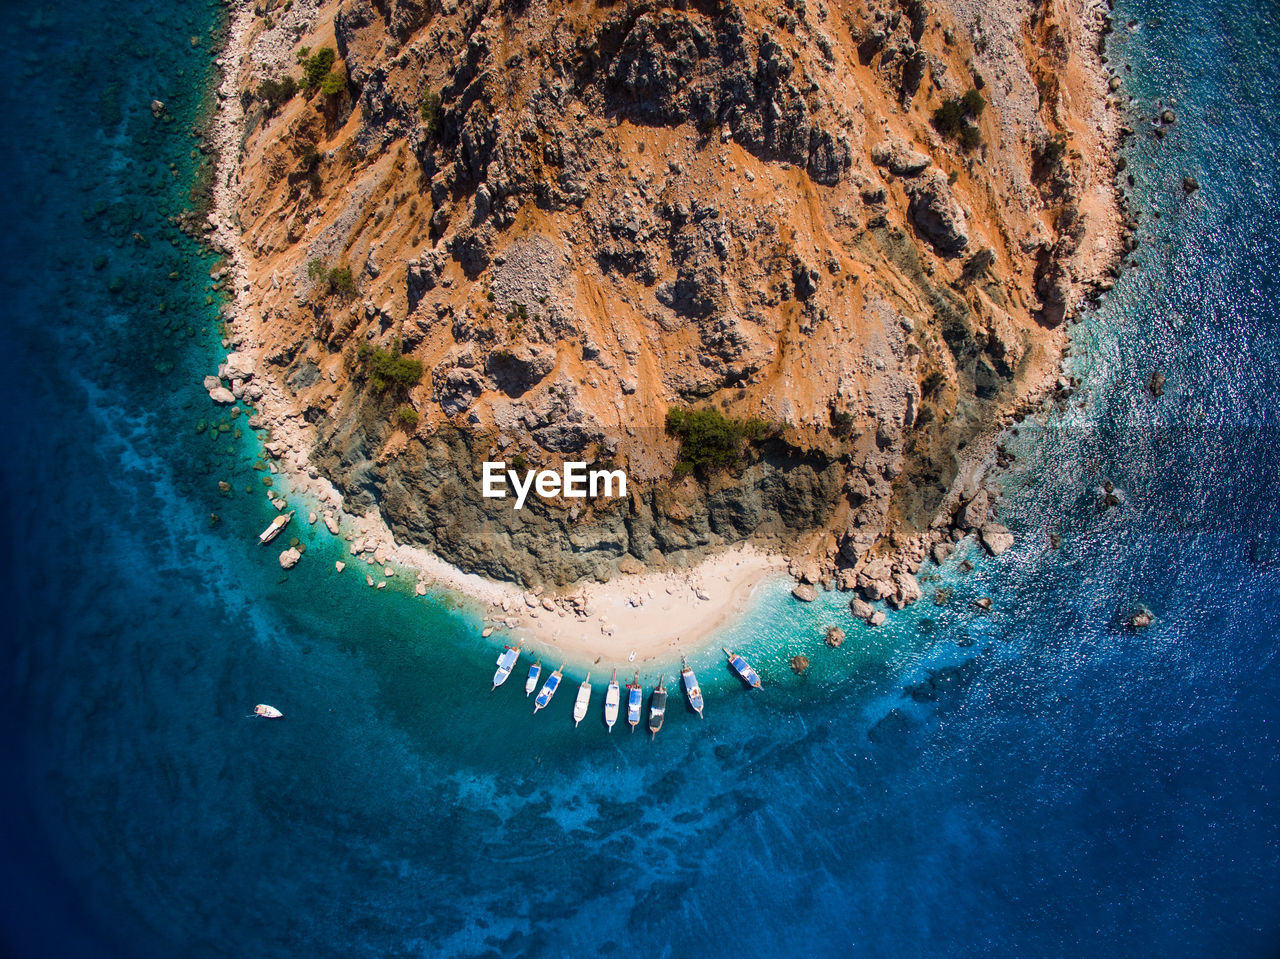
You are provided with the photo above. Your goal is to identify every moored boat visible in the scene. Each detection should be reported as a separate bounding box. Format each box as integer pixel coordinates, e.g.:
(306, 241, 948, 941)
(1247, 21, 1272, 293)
(258, 511, 294, 544)
(723, 647, 763, 689)
(525, 659, 541, 696)
(681, 657, 704, 718)
(573, 674, 592, 727)
(626, 672, 642, 731)
(533, 664, 564, 713)
(492, 641, 522, 690)
(253, 704, 283, 719)
(648, 676, 667, 739)
(604, 668, 620, 732)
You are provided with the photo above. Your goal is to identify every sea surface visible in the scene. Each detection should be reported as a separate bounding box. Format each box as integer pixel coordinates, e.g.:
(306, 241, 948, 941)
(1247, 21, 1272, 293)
(1, 0, 1277, 956)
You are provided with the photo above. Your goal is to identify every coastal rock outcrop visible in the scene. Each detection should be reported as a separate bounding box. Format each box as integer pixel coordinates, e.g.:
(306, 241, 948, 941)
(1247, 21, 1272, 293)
(217, 0, 1123, 599)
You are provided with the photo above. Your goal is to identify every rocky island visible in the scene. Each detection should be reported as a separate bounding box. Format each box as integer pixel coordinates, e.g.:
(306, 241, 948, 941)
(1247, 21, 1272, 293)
(203, 0, 1120, 642)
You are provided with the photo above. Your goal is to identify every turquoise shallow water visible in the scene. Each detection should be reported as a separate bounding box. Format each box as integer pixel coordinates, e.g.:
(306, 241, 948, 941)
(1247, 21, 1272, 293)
(1, 0, 1279, 956)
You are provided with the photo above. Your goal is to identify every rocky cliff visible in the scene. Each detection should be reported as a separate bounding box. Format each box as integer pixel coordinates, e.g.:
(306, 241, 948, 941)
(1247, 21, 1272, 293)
(213, 0, 1119, 588)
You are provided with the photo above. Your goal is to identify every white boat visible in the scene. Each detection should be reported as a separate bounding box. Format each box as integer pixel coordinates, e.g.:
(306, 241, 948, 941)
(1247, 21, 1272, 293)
(604, 668, 620, 732)
(525, 660, 541, 696)
(533, 664, 564, 713)
(258, 511, 294, 544)
(648, 676, 667, 739)
(724, 647, 763, 689)
(492, 641, 521, 690)
(626, 672, 642, 732)
(572, 674, 592, 727)
(682, 657, 704, 718)
(254, 704, 283, 719)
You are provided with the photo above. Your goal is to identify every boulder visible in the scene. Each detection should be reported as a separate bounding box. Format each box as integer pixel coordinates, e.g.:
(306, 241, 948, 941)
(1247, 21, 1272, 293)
(202, 375, 221, 391)
(324, 511, 340, 535)
(222, 351, 256, 380)
(278, 548, 301, 569)
(790, 655, 810, 675)
(208, 386, 235, 404)
(958, 490, 990, 530)
(825, 626, 846, 647)
(887, 571, 922, 609)
(932, 541, 955, 565)
(791, 584, 817, 602)
(869, 610, 886, 627)
(850, 597, 876, 622)
(980, 523, 1015, 556)
(334, 560, 345, 572)
(618, 555, 646, 575)
(906, 170, 969, 254)
(870, 138, 931, 177)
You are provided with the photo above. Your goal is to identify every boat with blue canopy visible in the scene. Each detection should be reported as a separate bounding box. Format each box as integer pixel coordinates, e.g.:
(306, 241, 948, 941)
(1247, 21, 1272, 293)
(626, 672, 642, 731)
(723, 647, 762, 689)
(534, 664, 564, 713)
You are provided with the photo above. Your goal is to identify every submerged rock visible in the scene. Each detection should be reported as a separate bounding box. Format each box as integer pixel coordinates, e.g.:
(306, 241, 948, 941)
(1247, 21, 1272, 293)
(1128, 605, 1155, 629)
(1148, 370, 1166, 396)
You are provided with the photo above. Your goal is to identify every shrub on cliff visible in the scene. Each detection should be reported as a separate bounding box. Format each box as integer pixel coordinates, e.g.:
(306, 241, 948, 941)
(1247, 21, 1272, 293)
(932, 89, 985, 151)
(665, 406, 769, 477)
(319, 70, 346, 99)
(395, 405, 420, 429)
(255, 75, 297, 114)
(420, 91, 443, 138)
(301, 47, 336, 93)
(358, 341, 423, 395)
(326, 266, 356, 298)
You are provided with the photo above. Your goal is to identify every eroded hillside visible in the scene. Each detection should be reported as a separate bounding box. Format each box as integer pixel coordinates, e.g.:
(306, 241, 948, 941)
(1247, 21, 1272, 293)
(212, 0, 1119, 588)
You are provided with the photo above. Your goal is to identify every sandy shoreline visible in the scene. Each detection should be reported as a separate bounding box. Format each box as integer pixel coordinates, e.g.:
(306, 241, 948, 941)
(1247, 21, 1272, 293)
(202, 0, 1125, 665)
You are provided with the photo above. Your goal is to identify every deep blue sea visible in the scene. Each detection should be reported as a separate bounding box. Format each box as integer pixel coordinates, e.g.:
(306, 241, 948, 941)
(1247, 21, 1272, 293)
(1, 1, 1277, 956)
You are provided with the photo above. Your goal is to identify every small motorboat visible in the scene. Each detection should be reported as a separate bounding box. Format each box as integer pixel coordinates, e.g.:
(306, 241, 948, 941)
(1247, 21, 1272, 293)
(626, 672, 642, 732)
(573, 674, 592, 727)
(534, 664, 564, 713)
(604, 668, 620, 732)
(254, 704, 283, 719)
(525, 659, 541, 696)
(681, 657, 704, 718)
(648, 675, 667, 739)
(258, 511, 294, 544)
(724, 647, 763, 689)
(492, 641, 522, 690)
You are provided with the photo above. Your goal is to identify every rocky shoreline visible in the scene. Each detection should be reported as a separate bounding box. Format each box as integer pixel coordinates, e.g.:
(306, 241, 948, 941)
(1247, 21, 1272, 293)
(197, 0, 1126, 642)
